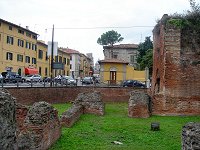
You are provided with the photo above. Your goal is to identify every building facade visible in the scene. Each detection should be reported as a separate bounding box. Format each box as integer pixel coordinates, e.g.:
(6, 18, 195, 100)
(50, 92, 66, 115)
(103, 44, 139, 69)
(0, 18, 38, 76)
(99, 58, 146, 85)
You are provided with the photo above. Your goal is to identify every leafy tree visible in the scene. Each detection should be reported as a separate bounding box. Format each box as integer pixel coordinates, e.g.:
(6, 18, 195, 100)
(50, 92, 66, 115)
(97, 30, 124, 46)
(140, 49, 153, 75)
(137, 36, 153, 74)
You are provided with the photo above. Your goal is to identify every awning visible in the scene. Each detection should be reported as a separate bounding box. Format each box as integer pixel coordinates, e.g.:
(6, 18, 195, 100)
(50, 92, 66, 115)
(25, 68, 38, 75)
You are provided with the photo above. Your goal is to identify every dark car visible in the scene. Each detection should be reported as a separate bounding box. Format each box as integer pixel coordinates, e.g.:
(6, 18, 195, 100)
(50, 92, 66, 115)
(82, 77, 93, 84)
(122, 80, 146, 88)
(3, 72, 23, 83)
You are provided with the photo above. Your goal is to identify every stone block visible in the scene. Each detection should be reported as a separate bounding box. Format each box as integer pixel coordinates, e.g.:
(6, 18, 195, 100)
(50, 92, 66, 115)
(182, 122, 200, 150)
(128, 91, 151, 118)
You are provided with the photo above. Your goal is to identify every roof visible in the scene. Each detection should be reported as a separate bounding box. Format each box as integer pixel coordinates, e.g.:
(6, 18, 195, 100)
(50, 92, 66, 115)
(98, 59, 129, 64)
(60, 48, 80, 54)
(103, 44, 138, 49)
(0, 18, 38, 36)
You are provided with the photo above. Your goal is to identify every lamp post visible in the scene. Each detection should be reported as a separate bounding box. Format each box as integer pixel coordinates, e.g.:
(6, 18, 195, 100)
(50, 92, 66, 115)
(50, 25, 54, 87)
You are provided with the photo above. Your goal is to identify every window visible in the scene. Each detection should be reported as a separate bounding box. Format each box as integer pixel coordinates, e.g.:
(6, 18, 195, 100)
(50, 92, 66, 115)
(45, 52, 48, 60)
(17, 54, 23, 62)
(26, 41, 31, 49)
(55, 56, 58, 62)
(18, 39, 24, 47)
(130, 55, 135, 63)
(59, 56, 62, 63)
(67, 58, 70, 65)
(38, 50, 43, 59)
(32, 44, 37, 50)
(113, 54, 118, 59)
(45, 68, 48, 76)
(7, 36, 14, 45)
(26, 32, 31, 37)
(18, 29, 24, 34)
(63, 58, 66, 64)
(70, 64, 72, 69)
(32, 35, 37, 39)
(32, 57, 36, 64)
(39, 67, 41, 75)
(9, 26, 12, 30)
(70, 55, 72, 60)
(25, 56, 30, 63)
(6, 52, 13, 60)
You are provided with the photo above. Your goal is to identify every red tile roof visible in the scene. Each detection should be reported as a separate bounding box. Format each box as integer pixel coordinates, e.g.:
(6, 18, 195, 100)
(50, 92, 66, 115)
(60, 48, 80, 54)
(103, 44, 138, 49)
(98, 58, 129, 64)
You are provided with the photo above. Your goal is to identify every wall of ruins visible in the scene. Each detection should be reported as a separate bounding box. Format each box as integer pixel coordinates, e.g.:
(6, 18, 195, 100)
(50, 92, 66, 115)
(151, 15, 200, 115)
(7, 87, 147, 105)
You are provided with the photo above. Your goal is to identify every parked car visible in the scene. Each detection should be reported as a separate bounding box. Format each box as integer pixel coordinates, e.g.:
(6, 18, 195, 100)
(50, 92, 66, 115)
(43, 76, 52, 82)
(82, 77, 93, 84)
(2, 72, 23, 83)
(22, 74, 42, 82)
(0, 74, 3, 82)
(122, 80, 146, 88)
(63, 76, 76, 85)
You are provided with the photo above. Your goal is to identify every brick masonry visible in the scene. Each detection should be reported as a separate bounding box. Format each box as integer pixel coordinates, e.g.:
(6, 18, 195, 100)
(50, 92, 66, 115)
(151, 14, 200, 115)
(128, 91, 151, 118)
(7, 87, 146, 105)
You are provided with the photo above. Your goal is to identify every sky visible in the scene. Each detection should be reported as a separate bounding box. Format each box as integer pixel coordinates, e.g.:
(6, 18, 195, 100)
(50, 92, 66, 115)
(0, 0, 192, 63)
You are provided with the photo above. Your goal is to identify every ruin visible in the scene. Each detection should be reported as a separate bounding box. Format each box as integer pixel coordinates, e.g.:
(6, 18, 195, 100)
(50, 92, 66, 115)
(128, 91, 151, 118)
(61, 91, 105, 127)
(17, 101, 61, 150)
(151, 14, 200, 115)
(182, 122, 200, 150)
(0, 89, 17, 150)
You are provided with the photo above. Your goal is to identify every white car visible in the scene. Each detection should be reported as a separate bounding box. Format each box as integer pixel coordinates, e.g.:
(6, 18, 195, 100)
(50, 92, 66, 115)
(22, 74, 42, 82)
(63, 76, 76, 85)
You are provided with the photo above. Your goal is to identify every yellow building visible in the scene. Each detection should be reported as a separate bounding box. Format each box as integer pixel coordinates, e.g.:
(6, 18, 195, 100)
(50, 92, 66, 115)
(80, 53, 92, 78)
(98, 59, 146, 85)
(37, 40, 50, 77)
(53, 48, 70, 77)
(0, 18, 38, 76)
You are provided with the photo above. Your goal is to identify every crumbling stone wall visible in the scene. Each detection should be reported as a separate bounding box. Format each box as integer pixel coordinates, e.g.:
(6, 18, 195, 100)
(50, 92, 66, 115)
(182, 122, 200, 150)
(151, 14, 200, 115)
(128, 91, 151, 118)
(17, 101, 61, 150)
(74, 91, 105, 115)
(0, 89, 17, 150)
(61, 91, 104, 127)
(61, 105, 83, 127)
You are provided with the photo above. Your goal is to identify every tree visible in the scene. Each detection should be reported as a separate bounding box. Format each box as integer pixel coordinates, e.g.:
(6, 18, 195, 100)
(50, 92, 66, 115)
(137, 36, 153, 75)
(97, 30, 124, 46)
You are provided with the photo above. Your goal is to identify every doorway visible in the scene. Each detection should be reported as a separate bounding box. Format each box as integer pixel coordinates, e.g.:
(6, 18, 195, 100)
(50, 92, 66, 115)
(110, 71, 116, 85)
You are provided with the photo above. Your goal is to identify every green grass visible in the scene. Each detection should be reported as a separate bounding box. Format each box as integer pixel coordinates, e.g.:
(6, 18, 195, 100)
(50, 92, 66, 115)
(51, 103, 200, 150)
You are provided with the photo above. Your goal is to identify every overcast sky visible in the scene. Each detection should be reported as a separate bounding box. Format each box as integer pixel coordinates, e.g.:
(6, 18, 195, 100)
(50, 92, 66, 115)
(0, 0, 192, 63)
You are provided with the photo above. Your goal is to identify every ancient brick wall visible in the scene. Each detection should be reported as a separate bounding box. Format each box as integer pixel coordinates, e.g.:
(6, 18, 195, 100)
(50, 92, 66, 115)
(7, 87, 146, 105)
(151, 14, 200, 115)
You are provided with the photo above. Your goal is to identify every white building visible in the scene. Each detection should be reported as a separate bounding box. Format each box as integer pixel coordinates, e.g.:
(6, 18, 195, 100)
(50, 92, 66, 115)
(103, 44, 139, 69)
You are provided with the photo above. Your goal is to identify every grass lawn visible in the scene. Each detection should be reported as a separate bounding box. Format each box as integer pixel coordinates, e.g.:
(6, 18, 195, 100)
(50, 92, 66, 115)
(51, 103, 200, 150)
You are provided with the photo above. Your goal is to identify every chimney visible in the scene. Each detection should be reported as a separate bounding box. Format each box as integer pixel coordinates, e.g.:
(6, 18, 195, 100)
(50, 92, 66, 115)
(26, 26, 29, 30)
